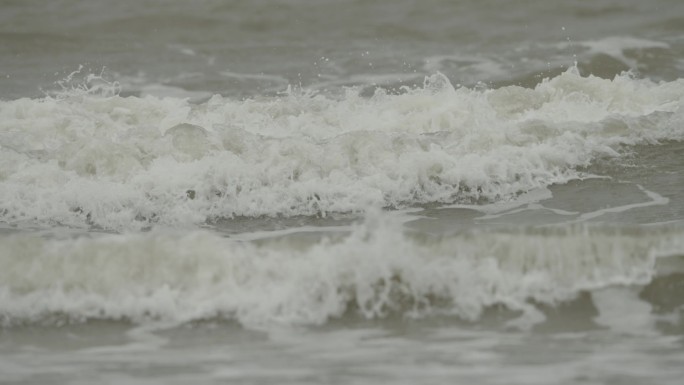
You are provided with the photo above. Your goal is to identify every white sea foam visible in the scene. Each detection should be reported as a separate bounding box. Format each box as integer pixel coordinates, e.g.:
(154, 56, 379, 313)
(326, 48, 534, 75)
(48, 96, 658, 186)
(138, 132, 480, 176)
(571, 37, 671, 68)
(422, 54, 508, 82)
(592, 287, 657, 336)
(0, 212, 682, 328)
(139, 84, 213, 103)
(309, 72, 424, 91)
(0, 68, 683, 230)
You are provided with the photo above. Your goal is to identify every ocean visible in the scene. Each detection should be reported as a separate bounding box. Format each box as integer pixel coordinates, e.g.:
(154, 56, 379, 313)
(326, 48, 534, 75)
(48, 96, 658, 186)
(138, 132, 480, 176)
(1, 0, 684, 384)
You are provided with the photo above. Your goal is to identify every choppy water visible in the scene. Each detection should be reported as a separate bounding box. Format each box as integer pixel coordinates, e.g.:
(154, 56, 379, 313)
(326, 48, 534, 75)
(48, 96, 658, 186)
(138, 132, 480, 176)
(1, 0, 684, 384)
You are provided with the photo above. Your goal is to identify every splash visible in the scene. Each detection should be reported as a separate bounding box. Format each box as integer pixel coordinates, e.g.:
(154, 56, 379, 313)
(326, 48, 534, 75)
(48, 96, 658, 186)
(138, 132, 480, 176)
(0, 68, 683, 230)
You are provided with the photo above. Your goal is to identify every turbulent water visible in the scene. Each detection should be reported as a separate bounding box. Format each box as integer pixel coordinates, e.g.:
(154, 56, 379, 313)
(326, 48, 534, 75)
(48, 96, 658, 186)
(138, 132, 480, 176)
(2, 0, 684, 384)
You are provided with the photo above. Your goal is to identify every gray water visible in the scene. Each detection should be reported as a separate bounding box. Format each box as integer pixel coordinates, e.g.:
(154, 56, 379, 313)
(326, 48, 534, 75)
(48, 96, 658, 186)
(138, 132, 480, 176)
(2, 0, 684, 100)
(1, 1, 684, 384)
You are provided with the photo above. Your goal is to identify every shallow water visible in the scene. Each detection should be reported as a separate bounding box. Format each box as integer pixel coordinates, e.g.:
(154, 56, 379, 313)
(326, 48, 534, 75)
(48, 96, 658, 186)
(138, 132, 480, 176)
(1, 0, 684, 384)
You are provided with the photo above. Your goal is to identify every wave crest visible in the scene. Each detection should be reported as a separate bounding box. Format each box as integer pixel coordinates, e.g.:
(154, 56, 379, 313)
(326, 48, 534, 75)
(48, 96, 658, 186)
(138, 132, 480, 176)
(1, 68, 683, 230)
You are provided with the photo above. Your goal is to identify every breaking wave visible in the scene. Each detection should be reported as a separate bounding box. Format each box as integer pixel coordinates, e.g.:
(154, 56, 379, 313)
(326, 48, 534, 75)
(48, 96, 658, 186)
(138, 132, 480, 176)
(0, 68, 683, 231)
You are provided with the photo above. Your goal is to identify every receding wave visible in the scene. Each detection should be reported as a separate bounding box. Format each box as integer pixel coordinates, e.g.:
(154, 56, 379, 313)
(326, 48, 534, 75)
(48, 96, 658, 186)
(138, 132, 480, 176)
(1, 68, 683, 230)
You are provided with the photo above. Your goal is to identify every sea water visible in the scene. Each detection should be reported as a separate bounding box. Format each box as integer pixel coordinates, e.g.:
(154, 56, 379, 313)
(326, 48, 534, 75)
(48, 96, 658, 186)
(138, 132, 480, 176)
(1, 0, 684, 384)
